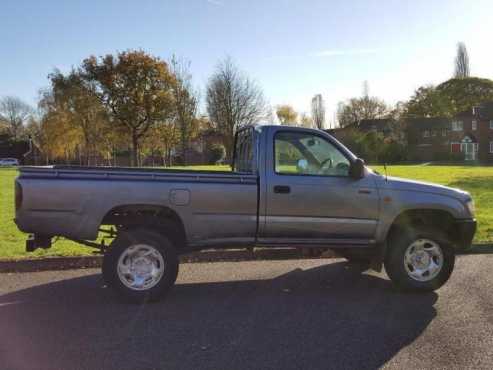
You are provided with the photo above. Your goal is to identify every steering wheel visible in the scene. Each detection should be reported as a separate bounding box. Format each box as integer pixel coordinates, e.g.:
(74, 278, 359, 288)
(318, 157, 333, 174)
(335, 162, 350, 174)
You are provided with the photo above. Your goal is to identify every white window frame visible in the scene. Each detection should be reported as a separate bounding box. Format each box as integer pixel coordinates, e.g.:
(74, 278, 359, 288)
(490, 120, 493, 130)
(452, 120, 463, 131)
(423, 130, 430, 138)
(442, 128, 448, 137)
(490, 141, 493, 153)
(472, 120, 477, 130)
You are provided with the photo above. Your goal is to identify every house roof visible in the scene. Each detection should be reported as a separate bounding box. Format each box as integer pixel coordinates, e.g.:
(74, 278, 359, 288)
(405, 117, 450, 129)
(357, 118, 393, 131)
(327, 118, 393, 134)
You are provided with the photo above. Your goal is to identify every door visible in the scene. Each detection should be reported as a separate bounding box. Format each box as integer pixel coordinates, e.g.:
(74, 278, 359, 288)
(460, 137, 478, 161)
(261, 129, 379, 244)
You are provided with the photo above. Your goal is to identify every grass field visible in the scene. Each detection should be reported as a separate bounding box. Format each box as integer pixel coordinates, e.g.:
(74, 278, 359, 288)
(1, 164, 492, 259)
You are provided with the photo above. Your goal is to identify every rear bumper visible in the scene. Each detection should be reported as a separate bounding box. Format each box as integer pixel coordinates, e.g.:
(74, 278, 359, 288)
(454, 219, 476, 249)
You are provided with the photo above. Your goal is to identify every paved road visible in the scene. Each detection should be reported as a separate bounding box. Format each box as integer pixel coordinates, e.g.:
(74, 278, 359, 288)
(1, 255, 493, 370)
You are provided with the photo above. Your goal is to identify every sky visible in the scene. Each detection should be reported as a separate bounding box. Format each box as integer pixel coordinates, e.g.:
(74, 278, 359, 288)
(2, 0, 493, 127)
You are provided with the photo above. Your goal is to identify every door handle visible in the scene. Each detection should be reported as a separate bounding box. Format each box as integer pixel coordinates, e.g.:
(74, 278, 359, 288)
(358, 188, 372, 194)
(274, 185, 291, 194)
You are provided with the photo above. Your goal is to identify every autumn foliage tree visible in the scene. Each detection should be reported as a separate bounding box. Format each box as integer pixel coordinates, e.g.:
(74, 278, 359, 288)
(276, 104, 297, 125)
(46, 69, 110, 165)
(82, 50, 176, 166)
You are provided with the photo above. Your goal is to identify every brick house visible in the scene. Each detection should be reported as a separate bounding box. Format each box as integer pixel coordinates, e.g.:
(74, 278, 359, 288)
(407, 102, 493, 162)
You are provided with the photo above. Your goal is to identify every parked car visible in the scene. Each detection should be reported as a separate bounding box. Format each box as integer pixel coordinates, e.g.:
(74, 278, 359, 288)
(14, 125, 476, 302)
(0, 158, 19, 166)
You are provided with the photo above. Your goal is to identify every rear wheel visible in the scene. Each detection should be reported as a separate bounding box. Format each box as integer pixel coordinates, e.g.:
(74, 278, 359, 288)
(102, 228, 179, 303)
(384, 227, 455, 292)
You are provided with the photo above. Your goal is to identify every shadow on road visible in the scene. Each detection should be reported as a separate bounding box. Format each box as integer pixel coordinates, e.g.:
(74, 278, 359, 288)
(0, 262, 437, 370)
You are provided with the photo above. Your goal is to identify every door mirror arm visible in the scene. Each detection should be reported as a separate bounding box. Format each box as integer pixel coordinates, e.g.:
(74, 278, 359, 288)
(349, 158, 365, 179)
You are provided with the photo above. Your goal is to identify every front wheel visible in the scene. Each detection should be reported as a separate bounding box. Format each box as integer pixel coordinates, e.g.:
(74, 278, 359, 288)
(384, 228, 455, 292)
(102, 228, 179, 303)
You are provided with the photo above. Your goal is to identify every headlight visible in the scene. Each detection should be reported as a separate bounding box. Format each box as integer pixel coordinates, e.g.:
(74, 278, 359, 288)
(466, 199, 475, 217)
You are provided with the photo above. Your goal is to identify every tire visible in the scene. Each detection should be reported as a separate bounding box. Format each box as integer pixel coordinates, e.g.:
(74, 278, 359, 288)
(384, 227, 455, 292)
(102, 228, 179, 303)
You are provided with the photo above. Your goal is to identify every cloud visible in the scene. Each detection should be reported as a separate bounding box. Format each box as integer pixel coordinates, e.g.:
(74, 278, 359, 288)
(311, 49, 378, 57)
(206, 0, 223, 5)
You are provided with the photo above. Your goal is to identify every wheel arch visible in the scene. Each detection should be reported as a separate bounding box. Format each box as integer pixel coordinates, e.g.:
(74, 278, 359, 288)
(382, 208, 464, 252)
(100, 204, 187, 249)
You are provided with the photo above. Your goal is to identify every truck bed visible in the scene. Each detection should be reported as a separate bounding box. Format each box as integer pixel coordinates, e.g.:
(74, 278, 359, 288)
(16, 166, 259, 245)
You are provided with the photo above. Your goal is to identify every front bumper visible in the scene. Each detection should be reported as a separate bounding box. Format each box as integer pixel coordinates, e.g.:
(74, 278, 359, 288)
(453, 219, 477, 250)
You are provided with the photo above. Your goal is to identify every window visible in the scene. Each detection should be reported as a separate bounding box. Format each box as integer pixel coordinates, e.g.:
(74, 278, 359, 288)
(452, 120, 463, 131)
(442, 128, 448, 137)
(472, 120, 477, 130)
(431, 129, 437, 137)
(490, 142, 493, 154)
(233, 128, 254, 172)
(274, 131, 350, 176)
(423, 130, 430, 138)
(490, 120, 493, 129)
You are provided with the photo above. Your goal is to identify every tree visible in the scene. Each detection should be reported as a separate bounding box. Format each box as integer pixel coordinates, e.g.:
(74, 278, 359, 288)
(454, 42, 470, 79)
(82, 50, 176, 166)
(0, 96, 33, 140)
(46, 69, 110, 165)
(337, 95, 389, 127)
(311, 94, 325, 129)
(142, 119, 179, 167)
(276, 104, 297, 125)
(299, 112, 313, 128)
(206, 57, 268, 159)
(405, 77, 493, 118)
(170, 56, 199, 165)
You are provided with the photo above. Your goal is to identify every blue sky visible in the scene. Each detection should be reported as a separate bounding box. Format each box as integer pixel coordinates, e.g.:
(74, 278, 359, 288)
(2, 0, 493, 126)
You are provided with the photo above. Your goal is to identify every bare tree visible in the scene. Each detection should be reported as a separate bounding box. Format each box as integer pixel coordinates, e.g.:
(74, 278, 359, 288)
(170, 56, 199, 165)
(299, 112, 313, 128)
(206, 57, 267, 159)
(311, 94, 325, 129)
(337, 82, 389, 127)
(454, 42, 470, 79)
(0, 96, 33, 140)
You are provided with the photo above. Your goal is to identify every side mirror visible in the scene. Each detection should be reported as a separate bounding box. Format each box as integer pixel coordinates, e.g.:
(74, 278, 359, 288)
(349, 158, 365, 179)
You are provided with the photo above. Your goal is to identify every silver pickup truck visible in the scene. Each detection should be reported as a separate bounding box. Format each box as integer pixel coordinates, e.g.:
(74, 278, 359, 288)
(14, 125, 476, 302)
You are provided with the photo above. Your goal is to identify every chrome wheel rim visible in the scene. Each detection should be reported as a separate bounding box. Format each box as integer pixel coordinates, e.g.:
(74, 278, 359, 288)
(404, 239, 444, 282)
(117, 244, 165, 291)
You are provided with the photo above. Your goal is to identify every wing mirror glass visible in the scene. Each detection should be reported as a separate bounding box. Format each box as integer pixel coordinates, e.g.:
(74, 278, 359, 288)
(349, 158, 365, 179)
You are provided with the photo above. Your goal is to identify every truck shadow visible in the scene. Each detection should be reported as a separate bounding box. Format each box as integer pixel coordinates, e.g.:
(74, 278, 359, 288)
(0, 262, 437, 370)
